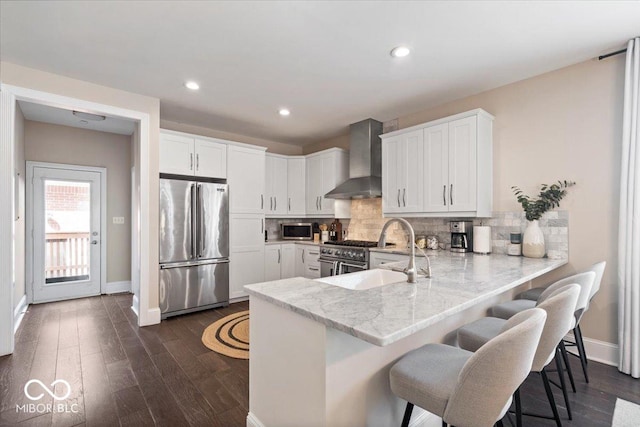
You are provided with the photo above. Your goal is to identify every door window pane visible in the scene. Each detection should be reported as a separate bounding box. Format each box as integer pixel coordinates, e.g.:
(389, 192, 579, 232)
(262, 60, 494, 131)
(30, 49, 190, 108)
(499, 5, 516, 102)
(44, 180, 91, 283)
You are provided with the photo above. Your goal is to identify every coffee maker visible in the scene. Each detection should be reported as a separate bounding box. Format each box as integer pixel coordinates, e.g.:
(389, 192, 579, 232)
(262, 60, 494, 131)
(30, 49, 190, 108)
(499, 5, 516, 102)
(450, 221, 473, 253)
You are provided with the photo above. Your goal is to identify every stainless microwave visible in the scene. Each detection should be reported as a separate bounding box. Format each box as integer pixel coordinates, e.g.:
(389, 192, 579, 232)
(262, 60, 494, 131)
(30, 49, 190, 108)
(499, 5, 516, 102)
(281, 223, 314, 241)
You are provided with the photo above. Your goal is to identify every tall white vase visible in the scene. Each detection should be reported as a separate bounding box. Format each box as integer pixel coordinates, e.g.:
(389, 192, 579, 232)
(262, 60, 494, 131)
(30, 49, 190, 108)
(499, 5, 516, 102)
(522, 220, 545, 258)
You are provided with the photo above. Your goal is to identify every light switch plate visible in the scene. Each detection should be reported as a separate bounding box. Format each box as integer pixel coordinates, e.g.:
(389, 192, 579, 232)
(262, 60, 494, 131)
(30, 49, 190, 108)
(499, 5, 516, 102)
(113, 217, 125, 225)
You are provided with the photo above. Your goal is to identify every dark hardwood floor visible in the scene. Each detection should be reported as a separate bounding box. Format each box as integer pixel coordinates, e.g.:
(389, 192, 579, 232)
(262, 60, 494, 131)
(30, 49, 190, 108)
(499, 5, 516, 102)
(1, 294, 638, 426)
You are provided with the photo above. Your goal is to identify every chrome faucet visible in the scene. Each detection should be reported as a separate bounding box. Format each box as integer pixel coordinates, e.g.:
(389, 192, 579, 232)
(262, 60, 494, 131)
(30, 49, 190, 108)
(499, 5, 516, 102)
(378, 218, 417, 283)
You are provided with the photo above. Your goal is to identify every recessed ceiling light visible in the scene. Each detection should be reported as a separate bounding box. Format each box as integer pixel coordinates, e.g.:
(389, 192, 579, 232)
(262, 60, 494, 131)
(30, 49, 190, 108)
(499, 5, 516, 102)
(279, 108, 290, 116)
(72, 110, 106, 121)
(185, 81, 200, 90)
(390, 46, 411, 58)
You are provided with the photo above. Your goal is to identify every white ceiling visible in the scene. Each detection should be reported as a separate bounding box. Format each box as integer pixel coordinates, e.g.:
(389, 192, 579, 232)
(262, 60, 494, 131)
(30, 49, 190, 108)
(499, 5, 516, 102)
(2, 1, 639, 146)
(18, 101, 137, 135)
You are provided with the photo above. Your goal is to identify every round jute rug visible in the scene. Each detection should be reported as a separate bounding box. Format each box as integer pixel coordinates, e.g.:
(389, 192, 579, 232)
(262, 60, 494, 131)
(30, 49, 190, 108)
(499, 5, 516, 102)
(202, 310, 249, 359)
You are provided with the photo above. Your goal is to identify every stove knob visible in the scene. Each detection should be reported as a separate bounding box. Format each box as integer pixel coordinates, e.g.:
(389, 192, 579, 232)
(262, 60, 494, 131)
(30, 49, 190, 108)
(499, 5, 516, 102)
(347, 251, 354, 258)
(335, 250, 342, 256)
(358, 253, 365, 260)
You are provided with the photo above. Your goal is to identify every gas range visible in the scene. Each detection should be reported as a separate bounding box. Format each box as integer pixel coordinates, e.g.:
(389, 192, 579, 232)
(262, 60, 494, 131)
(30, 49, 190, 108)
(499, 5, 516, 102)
(319, 240, 393, 277)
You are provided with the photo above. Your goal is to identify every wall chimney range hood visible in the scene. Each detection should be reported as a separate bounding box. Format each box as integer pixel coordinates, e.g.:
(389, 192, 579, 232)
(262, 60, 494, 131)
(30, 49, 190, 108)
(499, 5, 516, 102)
(325, 118, 383, 199)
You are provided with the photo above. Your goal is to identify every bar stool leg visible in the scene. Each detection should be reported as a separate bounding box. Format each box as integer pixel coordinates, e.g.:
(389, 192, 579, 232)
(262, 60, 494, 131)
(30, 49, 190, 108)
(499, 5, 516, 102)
(514, 388, 523, 427)
(555, 348, 572, 419)
(401, 402, 414, 427)
(574, 326, 589, 383)
(559, 341, 576, 392)
(541, 369, 562, 427)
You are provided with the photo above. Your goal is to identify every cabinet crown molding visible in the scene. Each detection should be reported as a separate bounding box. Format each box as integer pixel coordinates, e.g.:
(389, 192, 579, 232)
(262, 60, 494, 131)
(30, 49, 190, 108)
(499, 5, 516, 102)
(380, 108, 495, 139)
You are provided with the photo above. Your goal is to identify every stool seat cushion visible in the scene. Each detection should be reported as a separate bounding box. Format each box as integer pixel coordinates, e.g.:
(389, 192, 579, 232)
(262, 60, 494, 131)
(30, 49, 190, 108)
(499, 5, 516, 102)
(518, 287, 545, 301)
(457, 317, 505, 353)
(492, 299, 536, 319)
(390, 344, 472, 418)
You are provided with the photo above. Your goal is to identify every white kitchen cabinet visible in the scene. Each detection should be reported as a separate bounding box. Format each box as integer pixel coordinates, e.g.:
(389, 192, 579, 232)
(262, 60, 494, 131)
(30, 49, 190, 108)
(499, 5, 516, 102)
(265, 154, 288, 216)
(381, 109, 493, 218)
(369, 252, 409, 269)
(306, 148, 349, 217)
(194, 138, 227, 179)
(229, 214, 265, 300)
(159, 131, 227, 178)
(265, 243, 296, 281)
(227, 145, 266, 214)
(294, 245, 320, 279)
(381, 129, 423, 214)
(287, 157, 306, 216)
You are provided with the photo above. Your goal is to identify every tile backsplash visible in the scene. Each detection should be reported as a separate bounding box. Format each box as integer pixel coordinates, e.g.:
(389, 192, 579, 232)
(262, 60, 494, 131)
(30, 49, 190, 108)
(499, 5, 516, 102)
(265, 199, 568, 260)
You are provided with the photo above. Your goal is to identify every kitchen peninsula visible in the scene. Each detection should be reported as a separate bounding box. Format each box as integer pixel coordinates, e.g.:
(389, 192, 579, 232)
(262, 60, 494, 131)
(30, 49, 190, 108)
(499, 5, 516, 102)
(244, 252, 567, 427)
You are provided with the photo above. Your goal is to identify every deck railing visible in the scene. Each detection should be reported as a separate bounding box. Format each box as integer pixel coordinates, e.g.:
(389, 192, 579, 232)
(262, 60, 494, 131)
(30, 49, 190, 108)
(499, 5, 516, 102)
(45, 232, 90, 279)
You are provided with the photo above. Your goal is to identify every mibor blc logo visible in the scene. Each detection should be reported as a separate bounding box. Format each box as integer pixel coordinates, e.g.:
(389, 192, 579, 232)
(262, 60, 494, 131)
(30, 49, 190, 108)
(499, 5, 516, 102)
(16, 379, 79, 414)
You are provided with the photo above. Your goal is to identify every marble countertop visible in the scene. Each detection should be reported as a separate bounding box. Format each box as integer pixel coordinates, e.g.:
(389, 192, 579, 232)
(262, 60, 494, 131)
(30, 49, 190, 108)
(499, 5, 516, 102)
(244, 253, 567, 346)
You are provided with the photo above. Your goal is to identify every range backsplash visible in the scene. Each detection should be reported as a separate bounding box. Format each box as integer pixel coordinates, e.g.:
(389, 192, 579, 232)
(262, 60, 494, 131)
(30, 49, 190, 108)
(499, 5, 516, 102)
(265, 199, 568, 259)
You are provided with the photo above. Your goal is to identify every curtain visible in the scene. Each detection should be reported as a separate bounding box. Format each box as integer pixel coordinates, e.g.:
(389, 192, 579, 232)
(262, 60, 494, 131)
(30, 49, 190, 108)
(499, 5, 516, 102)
(619, 37, 640, 378)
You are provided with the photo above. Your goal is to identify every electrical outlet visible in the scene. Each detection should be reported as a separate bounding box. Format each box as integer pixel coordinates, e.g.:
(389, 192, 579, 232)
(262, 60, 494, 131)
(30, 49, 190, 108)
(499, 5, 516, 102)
(113, 217, 125, 225)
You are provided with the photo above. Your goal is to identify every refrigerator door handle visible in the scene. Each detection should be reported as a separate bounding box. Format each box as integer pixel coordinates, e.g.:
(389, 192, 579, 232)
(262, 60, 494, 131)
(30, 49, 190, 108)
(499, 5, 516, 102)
(198, 184, 205, 257)
(161, 259, 230, 269)
(190, 183, 197, 259)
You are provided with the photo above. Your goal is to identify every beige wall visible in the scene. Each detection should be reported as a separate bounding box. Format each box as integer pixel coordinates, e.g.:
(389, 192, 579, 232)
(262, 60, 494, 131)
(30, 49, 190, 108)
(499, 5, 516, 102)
(161, 119, 303, 155)
(303, 133, 349, 155)
(1, 61, 160, 322)
(13, 104, 25, 310)
(24, 121, 132, 284)
(311, 57, 624, 344)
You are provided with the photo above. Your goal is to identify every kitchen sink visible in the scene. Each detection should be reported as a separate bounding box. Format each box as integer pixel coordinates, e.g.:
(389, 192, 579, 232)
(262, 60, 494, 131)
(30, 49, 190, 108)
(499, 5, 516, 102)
(315, 269, 407, 290)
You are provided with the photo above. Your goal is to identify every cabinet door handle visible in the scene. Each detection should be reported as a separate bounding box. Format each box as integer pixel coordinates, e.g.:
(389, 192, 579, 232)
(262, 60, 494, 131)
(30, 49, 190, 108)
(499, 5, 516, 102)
(443, 185, 447, 206)
(450, 184, 453, 206)
(397, 189, 400, 207)
(403, 188, 406, 207)
(261, 219, 264, 234)
(309, 267, 319, 272)
(320, 197, 322, 210)
(190, 153, 193, 171)
(275, 197, 277, 211)
(261, 194, 264, 209)
(288, 197, 291, 212)
(196, 153, 199, 171)
(270, 196, 273, 211)
(302, 250, 305, 263)
(316, 196, 320, 210)
(278, 249, 281, 264)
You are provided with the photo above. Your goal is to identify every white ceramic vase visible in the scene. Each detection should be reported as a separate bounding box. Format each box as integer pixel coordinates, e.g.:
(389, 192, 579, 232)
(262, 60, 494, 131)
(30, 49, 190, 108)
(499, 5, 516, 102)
(522, 220, 545, 258)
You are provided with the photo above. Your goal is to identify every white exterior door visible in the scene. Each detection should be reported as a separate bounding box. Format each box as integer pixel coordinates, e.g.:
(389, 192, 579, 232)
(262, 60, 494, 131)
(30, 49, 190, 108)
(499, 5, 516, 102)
(423, 124, 449, 212)
(448, 116, 477, 212)
(30, 164, 103, 303)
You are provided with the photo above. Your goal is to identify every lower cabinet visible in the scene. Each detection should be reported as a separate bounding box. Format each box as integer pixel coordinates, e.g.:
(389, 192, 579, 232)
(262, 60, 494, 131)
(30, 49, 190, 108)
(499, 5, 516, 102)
(265, 244, 296, 281)
(369, 251, 409, 269)
(229, 214, 265, 300)
(295, 245, 321, 279)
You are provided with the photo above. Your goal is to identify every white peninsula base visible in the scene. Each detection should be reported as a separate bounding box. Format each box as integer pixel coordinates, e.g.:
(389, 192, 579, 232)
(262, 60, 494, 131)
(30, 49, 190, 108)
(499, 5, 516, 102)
(248, 283, 531, 427)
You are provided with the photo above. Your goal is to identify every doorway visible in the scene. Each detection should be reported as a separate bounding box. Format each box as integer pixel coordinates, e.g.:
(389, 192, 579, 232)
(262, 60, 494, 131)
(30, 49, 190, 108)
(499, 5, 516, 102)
(27, 162, 106, 303)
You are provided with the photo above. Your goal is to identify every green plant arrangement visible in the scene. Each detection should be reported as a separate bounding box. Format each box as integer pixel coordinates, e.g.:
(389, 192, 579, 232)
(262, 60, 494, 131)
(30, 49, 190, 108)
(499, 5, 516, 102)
(511, 180, 576, 221)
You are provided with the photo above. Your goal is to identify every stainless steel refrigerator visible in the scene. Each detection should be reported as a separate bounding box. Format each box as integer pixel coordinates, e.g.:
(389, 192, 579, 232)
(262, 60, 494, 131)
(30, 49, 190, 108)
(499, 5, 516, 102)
(159, 176, 229, 318)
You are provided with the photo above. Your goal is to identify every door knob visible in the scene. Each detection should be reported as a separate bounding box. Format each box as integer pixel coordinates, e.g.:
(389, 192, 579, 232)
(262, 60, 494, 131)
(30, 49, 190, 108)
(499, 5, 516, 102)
(91, 240, 98, 245)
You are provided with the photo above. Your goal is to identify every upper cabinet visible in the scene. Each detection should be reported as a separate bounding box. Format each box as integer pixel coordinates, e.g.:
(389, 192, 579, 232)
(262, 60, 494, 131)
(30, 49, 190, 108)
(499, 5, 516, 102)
(265, 154, 288, 216)
(286, 157, 306, 216)
(228, 145, 266, 214)
(381, 109, 493, 218)
(306, 149, 349, 217)
(159, 131, 227, 178)
(381, 129, 424, 214)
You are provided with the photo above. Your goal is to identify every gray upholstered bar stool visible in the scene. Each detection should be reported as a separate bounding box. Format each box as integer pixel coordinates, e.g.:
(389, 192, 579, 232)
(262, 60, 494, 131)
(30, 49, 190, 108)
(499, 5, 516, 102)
(517, 261, 606, 384)
(458, 284, 580, 427)
(389, 308, 547, 427)
(492, 271, 596, 385)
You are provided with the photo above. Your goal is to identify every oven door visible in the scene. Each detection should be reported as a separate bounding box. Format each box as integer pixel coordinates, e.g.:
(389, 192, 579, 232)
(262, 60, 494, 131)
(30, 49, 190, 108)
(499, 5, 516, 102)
(338, 262, 367, 275)
(320, 259, 340, 277)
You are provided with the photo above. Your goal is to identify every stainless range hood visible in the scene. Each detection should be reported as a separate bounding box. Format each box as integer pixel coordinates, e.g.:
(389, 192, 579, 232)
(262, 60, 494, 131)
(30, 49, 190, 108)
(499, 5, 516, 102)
(325, 118, 383, 199)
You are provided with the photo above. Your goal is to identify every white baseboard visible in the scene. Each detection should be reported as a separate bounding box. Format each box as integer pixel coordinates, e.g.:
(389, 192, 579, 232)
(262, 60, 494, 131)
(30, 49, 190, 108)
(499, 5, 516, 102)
(13, 294, 28, 334)
(139, 307, 161, 326)
(246, 412, 265, 427)
(131, 294, 139, 317)
(566, 332, 619, 367)
(103, 280, 131, 294)
(230, 296, 249, 304)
